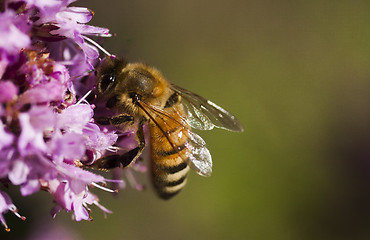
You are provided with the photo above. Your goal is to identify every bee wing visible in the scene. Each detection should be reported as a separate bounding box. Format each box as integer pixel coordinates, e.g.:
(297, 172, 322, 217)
(185, 130, 213, 176)
(138, 101, 213, 176)
(171, 84, 244, 132)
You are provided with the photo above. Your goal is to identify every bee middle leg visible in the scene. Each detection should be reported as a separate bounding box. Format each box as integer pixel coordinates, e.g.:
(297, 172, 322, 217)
(91, 120, 145, 170)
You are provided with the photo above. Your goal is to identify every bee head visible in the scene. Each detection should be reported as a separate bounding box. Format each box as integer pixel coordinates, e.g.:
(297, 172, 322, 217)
(96, 56, 127, 95)
(96, 58, 168, 111)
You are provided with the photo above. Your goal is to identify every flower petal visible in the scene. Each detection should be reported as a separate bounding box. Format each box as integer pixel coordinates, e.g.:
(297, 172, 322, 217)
(8, 159, 30, 185)
(0, 81, 18, 102)
(0, 11, 30, 55)
(20, 179, 40, 196)
(57, 104, 93, 133)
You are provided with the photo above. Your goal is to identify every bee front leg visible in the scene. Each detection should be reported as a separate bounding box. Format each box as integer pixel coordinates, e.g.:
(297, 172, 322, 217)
(95, 114, 134, 125)
(118, 119, 146, 167)
(91, 120, 146, 170)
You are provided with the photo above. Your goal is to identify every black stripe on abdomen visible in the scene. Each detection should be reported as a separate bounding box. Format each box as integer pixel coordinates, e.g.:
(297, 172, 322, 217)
(153, 161, 188, 174)
(153, 142, 187, 157)
(152, 158, 190, 200)
(153, 172, 187, 186)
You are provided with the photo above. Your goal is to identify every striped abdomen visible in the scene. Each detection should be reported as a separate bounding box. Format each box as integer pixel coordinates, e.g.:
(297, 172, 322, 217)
(149, 101, 191, 199)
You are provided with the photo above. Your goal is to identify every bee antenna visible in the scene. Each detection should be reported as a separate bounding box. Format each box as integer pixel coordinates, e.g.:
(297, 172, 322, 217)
(83, 36, 112, 57)
(69, 69, 95, 81)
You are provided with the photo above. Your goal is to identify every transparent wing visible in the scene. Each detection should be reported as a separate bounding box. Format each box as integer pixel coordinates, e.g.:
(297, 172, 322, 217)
(185, 130, 212, 176)
(138, 101, 212, 176)
(171, 84, 244, 132)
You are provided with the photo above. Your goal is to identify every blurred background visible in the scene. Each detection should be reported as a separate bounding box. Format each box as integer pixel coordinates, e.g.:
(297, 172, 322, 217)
(3, 0, 370, 239)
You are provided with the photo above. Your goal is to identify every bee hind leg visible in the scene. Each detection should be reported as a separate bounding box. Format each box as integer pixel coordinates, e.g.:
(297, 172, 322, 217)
(91, 120, 146, 170)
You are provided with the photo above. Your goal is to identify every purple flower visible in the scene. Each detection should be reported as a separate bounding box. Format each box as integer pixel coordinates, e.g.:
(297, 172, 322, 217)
(0, 81, 18, 102)
(57, 104, 93, 133)
(0, 0, 145, 233)
(47, 163, 111, 221)
(18, 112, 48, 155)
(29, 0, 110, 68)
(0, 122, 14, 150)
(83, 123, 118, 160)
(0, 190, 25, 232)
(0, 9, 30, 80)
(0, 0, 145, 230)
(0, 10, 30, 56)
(48, 132, 86, 161)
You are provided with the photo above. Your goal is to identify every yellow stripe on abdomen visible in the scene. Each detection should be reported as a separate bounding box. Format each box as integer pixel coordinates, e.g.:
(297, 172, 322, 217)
(149, 122, 191, 199)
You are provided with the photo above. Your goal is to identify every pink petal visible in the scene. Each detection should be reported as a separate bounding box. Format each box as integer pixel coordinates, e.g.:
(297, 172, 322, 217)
(20, 179, 40, 196)
(8, 159, 30, 185)
(0, 81, 17, 102)
(57, 104, 93, 133)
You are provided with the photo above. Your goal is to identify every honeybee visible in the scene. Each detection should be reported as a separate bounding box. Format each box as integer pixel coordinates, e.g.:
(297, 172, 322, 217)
(93, 56, 244, 199)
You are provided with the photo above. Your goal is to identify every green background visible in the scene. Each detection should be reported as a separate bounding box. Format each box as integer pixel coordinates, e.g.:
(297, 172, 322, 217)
(3, 0, 370, 239)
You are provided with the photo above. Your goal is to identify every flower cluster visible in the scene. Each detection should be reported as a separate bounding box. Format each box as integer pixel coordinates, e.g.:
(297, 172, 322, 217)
(0, 0, 138, 231)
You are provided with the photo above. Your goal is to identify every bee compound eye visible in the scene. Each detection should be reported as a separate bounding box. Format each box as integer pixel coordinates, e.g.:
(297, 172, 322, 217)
(99, 72, 116, 92)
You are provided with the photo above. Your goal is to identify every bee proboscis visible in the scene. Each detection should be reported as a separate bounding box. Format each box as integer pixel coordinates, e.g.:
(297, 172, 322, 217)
(93, 57, 244, 199)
